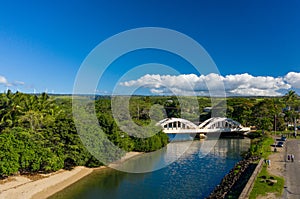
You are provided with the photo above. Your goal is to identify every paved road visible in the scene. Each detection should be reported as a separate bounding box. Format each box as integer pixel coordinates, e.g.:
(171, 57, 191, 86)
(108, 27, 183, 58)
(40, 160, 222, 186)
(283, 140, 300, 199)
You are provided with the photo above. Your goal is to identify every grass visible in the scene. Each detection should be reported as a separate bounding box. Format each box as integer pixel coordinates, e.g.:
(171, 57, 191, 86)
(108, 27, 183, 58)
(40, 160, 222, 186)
(249, 133, 285, 198)
(249, 166, 284, 198)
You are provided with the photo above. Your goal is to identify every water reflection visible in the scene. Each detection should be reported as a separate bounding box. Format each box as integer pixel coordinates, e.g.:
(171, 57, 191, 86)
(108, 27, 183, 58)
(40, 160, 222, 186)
(112, 141, 194, 173)
(206, 138, 250, 159)
(50, 138, 250, 199)
(112, 138, 250, 173)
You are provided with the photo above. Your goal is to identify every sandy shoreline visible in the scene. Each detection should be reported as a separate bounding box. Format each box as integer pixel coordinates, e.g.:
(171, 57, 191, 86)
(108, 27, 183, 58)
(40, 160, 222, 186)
(0, 152, 142, 199)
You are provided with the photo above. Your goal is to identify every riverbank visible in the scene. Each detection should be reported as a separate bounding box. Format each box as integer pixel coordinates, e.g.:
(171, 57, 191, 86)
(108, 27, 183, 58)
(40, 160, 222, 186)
(0, 152, 142, 199)
(10, 138, 249, 199)
(205, 155, 260, 198)
(206, 135, 286, 199)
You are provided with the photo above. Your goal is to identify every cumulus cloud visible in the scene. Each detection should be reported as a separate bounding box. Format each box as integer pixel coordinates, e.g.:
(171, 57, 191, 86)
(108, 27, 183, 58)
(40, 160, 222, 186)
(284, 72, 300, 89)
(223, 73, 291, 95)
(120, 72, 300, 96)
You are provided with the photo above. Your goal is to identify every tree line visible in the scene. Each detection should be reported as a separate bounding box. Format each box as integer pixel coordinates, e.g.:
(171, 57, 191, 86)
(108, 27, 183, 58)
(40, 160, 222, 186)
(0, 91, 168, 177)
(0, 90, 299, 177)
(227, 90, 300, 131)
(127, 92, 300, 132)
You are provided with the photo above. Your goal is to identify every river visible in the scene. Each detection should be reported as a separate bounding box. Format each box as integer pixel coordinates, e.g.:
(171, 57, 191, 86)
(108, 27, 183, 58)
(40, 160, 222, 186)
(50, 138, 250, 199)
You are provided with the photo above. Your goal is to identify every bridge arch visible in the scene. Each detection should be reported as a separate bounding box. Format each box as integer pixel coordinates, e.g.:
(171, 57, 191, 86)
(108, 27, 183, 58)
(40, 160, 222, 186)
(156, 118, 198, 132)
(199, 117, 242, 130)
(157, 117, 250, 134)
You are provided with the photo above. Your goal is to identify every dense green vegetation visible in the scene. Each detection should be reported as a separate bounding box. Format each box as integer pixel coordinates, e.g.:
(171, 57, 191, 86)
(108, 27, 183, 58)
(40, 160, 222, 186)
(0, 90, 299, 177)
(0, 92, 168, 177)
(249, 134, 274, 159)
(227, 93, 299, 132)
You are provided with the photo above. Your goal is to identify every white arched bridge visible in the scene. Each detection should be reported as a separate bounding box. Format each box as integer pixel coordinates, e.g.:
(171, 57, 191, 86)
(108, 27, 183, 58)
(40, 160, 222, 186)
(156, 117, 250, 134)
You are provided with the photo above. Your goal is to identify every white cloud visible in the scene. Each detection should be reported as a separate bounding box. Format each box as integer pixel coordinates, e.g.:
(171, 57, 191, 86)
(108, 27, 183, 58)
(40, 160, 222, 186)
(284, 72, 300, 89)
(120, 72, 299, 96)
(0, 75, 8, 85)
(0, 75, 26, 90)
(14, 81, 25, 85)
(223, 73, 291, 95)
(150, 88, 164, 94)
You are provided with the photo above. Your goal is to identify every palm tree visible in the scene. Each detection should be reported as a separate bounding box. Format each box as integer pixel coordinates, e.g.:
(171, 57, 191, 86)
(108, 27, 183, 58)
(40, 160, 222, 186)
(0, 90, 23, 131)
(283, 90, 299, 135)
(283, 90, 298, 110)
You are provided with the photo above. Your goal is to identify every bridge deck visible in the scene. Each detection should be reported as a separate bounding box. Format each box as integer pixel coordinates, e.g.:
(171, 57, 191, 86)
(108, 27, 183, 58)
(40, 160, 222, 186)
(157, 117, 251, 134)
(163, 127, 250, 134)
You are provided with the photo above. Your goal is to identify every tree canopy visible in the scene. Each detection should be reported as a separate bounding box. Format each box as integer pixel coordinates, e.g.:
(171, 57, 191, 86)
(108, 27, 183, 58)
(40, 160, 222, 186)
(1, 91, 299, 177)
(0, 92, 169, 177)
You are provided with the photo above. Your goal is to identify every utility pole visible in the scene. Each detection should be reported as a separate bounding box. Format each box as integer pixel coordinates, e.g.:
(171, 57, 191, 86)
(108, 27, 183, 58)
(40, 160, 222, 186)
(137, 104, 139, 119)
(274, 114, 276, 136)
(294, 116, 297, 137)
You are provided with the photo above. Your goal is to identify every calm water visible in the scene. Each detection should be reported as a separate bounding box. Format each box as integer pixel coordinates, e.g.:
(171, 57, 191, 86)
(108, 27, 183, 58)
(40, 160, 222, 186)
(50, 138, 250, 199)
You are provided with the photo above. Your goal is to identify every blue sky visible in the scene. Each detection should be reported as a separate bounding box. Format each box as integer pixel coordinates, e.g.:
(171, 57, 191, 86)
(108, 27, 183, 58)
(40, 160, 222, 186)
(0, 0, 300, 95)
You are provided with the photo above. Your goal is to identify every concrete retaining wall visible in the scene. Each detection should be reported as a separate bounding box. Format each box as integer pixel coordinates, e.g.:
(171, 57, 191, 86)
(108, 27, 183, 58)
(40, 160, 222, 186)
(238, 158, 264, 199)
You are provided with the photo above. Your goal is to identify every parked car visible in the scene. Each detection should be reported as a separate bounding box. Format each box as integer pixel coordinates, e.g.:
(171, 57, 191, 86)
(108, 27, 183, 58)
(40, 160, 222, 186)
(280, 136, 287, 141)
(276, 141, 284, 147)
